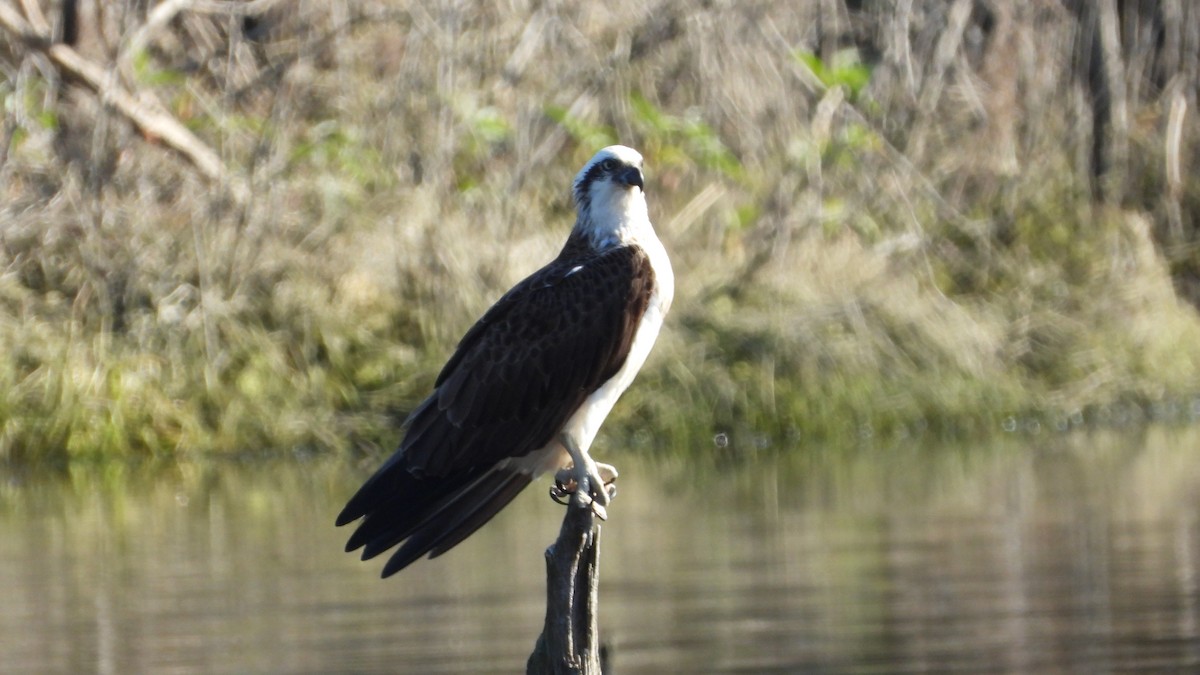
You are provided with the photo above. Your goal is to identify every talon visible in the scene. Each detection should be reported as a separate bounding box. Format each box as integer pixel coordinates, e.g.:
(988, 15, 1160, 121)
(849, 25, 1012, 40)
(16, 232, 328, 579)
(591, 500, 609, 520)
(553, 434, 620, 518)
(549, 483, 571, 506)
(550, 468, 577, 506)
(553, 467, 576, 492)
(595, 462, 619, 485)
(550, 464, 609, 516)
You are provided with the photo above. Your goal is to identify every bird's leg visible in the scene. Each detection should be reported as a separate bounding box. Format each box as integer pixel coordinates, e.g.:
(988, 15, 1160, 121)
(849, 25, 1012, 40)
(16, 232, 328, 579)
(549, 433, 618, 520)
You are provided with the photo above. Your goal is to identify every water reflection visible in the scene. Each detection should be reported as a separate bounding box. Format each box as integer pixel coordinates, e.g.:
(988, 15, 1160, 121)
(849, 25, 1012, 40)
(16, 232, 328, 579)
(2, 429, 1199, 673)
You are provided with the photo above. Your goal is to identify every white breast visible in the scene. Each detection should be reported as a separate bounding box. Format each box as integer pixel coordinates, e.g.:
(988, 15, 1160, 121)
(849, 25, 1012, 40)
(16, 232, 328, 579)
(563, 231, 673, 455)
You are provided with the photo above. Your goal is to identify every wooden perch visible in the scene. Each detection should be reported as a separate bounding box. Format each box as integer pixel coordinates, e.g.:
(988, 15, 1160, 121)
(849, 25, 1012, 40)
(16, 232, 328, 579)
(526, 496, 608, 675)
(0, 1, 247, 203)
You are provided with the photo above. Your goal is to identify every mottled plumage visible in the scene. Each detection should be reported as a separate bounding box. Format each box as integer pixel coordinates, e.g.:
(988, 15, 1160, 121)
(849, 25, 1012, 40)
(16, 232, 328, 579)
(337, 146, 673, 577)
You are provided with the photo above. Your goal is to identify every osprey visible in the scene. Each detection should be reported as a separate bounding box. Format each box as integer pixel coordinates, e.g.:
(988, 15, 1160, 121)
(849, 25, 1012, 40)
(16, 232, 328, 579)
(337, 146, 674, 577)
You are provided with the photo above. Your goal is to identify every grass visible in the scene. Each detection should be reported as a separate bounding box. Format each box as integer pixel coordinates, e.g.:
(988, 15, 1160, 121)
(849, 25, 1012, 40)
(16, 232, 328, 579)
(2, 2, 1200, 462)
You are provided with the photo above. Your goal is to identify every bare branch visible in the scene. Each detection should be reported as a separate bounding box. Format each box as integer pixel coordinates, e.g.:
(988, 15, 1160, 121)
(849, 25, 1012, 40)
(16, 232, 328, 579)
(0, 1, 246, 203)
(16, 0, 47, 33)
(1097, 0, 1129, 203)
(1165, 84, 1188, 241)
(125, 0, 195, 56)
(905, 0, 973, 160)
(125, 0, 285, 56)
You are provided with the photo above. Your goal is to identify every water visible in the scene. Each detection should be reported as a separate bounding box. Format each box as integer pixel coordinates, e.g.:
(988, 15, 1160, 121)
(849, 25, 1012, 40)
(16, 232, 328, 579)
(2, 428, 1199, 674)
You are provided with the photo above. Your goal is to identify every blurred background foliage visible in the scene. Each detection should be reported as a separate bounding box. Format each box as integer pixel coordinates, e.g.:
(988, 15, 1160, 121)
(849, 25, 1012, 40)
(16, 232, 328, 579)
(2, 0, 1200, 462)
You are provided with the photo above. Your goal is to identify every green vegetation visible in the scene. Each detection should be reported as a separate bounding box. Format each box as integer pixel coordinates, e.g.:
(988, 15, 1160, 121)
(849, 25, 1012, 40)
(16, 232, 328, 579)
(2, 2, 1199, 463)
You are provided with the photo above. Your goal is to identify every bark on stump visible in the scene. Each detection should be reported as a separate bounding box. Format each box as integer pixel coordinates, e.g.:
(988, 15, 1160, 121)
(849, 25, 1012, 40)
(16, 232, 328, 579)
(526, 495, 607, 675)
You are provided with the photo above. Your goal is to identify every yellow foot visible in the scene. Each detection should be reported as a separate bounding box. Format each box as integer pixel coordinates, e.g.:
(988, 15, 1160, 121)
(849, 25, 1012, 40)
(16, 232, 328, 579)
(549, 461, 619, 519)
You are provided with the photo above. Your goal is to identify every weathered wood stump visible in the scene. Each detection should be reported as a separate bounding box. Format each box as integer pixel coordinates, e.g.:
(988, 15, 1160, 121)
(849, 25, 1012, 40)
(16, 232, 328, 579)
(526, 494, 608, 675)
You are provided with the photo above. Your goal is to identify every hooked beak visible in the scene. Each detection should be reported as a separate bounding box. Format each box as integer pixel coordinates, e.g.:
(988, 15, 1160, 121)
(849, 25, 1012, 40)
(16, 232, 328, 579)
(617, 166, 644, 190)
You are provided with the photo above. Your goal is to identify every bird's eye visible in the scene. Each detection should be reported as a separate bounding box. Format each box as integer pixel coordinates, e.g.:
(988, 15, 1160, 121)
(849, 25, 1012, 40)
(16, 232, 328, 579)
(600, 159, 617, 171)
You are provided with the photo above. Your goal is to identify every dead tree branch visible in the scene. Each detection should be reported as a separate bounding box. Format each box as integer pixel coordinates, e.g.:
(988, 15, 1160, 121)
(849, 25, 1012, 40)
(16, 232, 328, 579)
(526, 497, 607, 675)
(0, 1, 246, 203)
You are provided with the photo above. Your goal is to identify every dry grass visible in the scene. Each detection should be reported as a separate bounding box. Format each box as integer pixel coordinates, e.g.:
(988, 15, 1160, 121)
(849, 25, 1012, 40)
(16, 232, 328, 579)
(2, 1, 1200, 461)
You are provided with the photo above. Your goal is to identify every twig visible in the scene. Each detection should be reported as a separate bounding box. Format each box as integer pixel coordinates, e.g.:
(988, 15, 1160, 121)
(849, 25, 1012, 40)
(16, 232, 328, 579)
(0, 1, 246, 204)
(1164, 83, 1187, 242)
(124, 0, 286, 56)
(16, 0, 47, 33)
(124, 0, 196, 57)
(905, 0, 973, 160)
(1097, 0, 1129, 203)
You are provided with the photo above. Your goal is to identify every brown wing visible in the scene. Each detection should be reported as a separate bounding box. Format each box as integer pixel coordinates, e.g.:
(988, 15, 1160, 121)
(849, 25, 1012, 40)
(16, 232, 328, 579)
(336, 243, 656, 576)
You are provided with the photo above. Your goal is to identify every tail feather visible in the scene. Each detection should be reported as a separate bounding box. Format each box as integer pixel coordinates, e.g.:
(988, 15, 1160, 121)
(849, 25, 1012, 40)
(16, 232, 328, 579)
(356, 468, 490, 559)
(337, 458, 472, 531)
(380, 470, 531, 577)
(428, 471, 531, 557)
(337, 462, 533, 577)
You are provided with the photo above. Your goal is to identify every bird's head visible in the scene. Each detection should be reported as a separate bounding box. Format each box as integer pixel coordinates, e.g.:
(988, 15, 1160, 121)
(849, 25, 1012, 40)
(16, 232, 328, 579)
(572, 146, 648, 244)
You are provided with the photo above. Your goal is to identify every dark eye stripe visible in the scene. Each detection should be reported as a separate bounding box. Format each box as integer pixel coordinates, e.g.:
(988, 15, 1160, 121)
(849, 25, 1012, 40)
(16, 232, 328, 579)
(573, 156, 625, 208)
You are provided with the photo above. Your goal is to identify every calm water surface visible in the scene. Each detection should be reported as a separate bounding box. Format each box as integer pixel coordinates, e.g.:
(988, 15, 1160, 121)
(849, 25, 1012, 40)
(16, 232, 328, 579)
(3, 429, 1199, 673)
